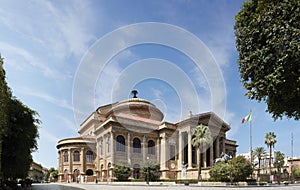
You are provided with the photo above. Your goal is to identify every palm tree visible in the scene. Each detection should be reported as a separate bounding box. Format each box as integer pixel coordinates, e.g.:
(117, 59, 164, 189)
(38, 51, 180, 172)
(253, 147, 267, 178)
(191, 124, 212, 182)
(264, 132, 277, 175)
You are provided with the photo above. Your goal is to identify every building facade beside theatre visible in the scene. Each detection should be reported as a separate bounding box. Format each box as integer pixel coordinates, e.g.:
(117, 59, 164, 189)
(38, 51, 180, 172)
(57, 95, 237, 182)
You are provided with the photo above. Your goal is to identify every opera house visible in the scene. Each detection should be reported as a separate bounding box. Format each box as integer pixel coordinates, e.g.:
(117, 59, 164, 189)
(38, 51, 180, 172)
(57, 93, 237, 182)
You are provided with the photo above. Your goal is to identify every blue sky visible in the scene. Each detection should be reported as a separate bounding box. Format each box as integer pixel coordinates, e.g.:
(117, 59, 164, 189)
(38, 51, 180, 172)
(0, 0, 299, 169)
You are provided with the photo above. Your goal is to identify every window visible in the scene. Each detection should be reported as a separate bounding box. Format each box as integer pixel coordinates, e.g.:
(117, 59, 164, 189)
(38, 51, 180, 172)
(170, 145, 175, 160)
(116, 135, 125, 152)
(86, 150, 94, 163)
(63, 151, 68, 162)
(100, 139, 103, 155)
(107, 135, 111, 153)
(148, 140, 155, 155)
(73, 150, 80, 162)
(133, 138, 141, 153)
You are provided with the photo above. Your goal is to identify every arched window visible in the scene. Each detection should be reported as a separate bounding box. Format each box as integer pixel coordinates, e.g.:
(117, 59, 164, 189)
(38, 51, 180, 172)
(63, 151, 69, 162)
(116, 135, 125, 152)
(133, 138, 141, 153)
(148, 140, 155, 155)
(73, 150, 80, 162)
(86, 169, 93, 176)
(86, 150, 94, 163)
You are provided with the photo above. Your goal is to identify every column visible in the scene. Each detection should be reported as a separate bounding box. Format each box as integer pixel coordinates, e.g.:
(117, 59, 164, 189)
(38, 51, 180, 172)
(203, 152, 207, 168)
(60, 150, 63, 173)
(143, 135, 147, 161)
(80, 148, 85, 174)
(216, 137, 220, 158)
(210, 144, 214, 166)
(68, 148, 72, 172)
(127, 133, 131, 164)
(188, 131, 192, 169)
(178, 131, 183, 170)
(156, 138, 160, 163)
(160, 134, 167, 170)
(110, 132, 114, 165)
(222, 137, 226, 153)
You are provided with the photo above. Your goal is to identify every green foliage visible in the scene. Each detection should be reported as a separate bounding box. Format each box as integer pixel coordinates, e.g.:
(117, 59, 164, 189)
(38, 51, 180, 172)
(1, 98, 40, 179)
(191, 124, 211, 181)
(0, 56, 40, 182)
(0, 55, 12, 182)
(50, 170, 58, 179)
(141, 160, 160, 181)
(265, 132, 277, 173)
(209, 156, 253, 182)
(232, 156, 253, 182)
(273, 151, 285, 169)
(253, 146, 267, 174)
(209, 161, 230, 182)
(114, 161, 131, 181)
(293, 169, 300, 177)
(235, 0, 300, 120)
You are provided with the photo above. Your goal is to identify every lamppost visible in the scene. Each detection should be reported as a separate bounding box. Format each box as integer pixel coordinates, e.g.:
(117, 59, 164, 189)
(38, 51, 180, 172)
(229, 154, 233, 185)
(146, 157, 150, 185)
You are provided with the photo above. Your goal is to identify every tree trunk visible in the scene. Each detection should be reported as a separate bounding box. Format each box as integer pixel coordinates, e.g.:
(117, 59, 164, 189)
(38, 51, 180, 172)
(269, 146, 272, 175)
(198, 147, 202, 182)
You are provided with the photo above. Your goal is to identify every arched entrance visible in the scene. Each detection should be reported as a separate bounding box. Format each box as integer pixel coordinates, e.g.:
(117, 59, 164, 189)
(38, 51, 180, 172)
(73, 169, 80, 182)
(64, 169, 69, 182)
(85, 169, 94, 182)
(133, 164, 140, 179)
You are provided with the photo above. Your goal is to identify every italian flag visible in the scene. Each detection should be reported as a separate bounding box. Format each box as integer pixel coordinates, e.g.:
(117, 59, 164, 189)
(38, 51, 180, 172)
(241, 112, 252, 124)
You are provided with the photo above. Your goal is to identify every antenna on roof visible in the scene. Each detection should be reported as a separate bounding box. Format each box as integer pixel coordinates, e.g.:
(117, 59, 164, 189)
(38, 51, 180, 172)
(131, 90, 138, 98)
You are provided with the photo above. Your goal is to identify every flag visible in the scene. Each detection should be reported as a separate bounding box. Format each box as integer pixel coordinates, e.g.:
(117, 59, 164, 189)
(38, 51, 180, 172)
(241, 112, 252, 124)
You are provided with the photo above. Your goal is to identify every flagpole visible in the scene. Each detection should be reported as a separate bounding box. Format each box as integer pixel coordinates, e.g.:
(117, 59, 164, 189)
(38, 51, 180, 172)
(250, 110, 252, 166)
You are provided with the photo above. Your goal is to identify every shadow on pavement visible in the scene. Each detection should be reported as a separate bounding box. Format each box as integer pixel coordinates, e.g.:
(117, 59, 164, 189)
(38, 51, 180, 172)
(31, 184, 85, 190)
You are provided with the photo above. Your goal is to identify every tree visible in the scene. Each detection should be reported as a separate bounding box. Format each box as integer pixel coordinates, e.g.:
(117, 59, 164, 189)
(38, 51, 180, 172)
(0, 55, 11, 185)
(231, 156, 253, 182)
(264, 132, 277, 174)
(209, 161, 230, 182)
(114, 161, 131, 181)
(141, 160, 160, 182)
(1, 98, 40, 179)
(209, 156, 252, 182)
(234, 0, 300, 120)
(49, 167, 58, 180)
(191, 124, 212, 181)
(273, 151, 285, 171)
(253, 147, 267, 177)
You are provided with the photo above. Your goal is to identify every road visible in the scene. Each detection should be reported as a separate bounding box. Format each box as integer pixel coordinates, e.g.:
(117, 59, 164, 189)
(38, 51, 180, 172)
(30, 183, 300, 190)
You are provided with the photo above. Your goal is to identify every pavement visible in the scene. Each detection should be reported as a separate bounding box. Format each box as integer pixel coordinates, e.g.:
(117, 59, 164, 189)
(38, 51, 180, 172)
(29, 183, 300, 190)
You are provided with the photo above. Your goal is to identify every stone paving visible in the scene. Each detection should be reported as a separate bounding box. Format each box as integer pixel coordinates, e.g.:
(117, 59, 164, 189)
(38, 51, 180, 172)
(30, 183, 300, 190)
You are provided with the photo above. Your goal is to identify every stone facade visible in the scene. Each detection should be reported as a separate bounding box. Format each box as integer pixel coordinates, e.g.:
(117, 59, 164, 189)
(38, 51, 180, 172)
(57, 97, 237, 182)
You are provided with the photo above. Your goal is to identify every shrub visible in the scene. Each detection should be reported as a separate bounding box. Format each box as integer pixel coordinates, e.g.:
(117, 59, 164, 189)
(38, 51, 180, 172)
(114, 161, 131, 181)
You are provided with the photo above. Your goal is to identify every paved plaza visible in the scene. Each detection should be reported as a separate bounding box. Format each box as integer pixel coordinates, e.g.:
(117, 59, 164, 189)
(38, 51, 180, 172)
(30, 183, 300, 190)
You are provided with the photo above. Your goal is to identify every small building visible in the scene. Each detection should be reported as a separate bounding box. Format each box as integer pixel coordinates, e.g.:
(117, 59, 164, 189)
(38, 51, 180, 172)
(57, 95, 237, 182)
(28, 162, 43, 182)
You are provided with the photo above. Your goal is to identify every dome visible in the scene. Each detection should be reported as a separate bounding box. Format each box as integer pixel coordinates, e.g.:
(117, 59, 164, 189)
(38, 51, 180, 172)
(106, 98, 164, 122)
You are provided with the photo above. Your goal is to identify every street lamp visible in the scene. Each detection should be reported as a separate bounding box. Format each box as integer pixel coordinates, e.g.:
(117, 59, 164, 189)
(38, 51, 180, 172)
(146, 157, 150, 185)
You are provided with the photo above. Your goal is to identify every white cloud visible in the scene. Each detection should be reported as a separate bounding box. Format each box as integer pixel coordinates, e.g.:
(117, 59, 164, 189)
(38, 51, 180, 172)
(55, 115, 78, 133)
(0, 42, 64, 79)
(20, 87, 73, 111)
(39, 128, 59, 143)
(0, 0, 97, 61)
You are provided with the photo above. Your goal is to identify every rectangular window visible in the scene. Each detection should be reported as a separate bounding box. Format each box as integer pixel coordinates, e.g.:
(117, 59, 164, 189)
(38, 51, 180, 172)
(170, 145, 175, 160)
